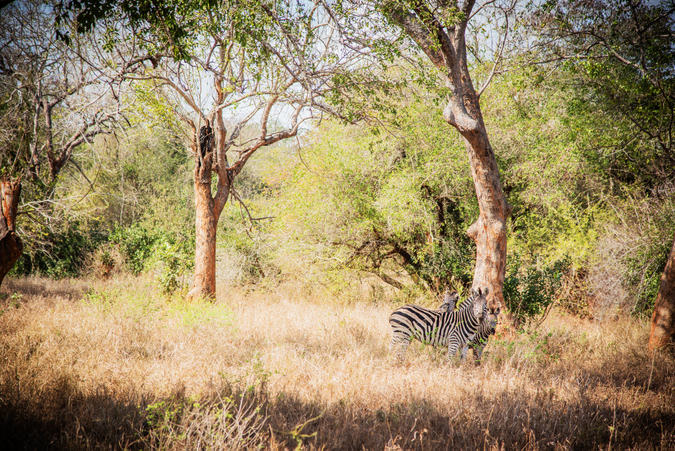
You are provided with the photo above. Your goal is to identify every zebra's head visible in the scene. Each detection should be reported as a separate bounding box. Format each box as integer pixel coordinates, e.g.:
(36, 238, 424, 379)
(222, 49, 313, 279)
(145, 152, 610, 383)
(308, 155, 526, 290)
(470, 287, 489, 320)
(486, 302, 501, 333)
(437, 289, 459, 313)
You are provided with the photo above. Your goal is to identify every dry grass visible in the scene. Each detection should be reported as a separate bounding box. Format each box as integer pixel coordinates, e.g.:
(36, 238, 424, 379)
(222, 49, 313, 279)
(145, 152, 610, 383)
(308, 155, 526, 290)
(1, 275, 674, 450)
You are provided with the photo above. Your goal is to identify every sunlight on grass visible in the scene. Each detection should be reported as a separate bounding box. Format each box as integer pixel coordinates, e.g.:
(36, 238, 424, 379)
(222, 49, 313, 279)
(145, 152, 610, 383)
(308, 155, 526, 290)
(1, 275, 674, 450)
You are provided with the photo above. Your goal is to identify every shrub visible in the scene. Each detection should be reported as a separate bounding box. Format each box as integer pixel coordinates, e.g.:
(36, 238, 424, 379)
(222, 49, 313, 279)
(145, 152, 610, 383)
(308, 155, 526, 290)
(109, 225, 159, 275)
(11, 222, 106, 279)
(153, 237, 194, 294)
(503, 254, 571, 328)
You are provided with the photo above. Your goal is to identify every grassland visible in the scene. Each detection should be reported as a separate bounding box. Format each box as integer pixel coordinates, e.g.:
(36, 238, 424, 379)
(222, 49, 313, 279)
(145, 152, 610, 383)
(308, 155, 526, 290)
(1, 275, 674, 450)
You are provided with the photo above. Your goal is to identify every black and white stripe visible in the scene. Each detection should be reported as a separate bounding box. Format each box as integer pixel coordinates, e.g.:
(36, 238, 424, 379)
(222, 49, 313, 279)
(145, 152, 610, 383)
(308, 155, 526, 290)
(438, 290, 500, 365)
(389, 288, 488, 361)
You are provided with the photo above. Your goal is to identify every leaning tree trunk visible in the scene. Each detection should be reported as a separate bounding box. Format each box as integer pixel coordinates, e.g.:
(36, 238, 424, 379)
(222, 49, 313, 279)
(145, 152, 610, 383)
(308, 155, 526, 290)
(457, 93, 511, 309)
(387, 1, 511, 309)
(648, 232, 675, 353)
(0, 176, 23, 288)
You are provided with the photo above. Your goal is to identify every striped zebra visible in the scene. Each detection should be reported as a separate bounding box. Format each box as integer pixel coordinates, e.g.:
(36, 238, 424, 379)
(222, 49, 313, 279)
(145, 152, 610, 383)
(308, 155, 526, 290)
(436, 288, 459, 313)
(437, 290, 500, 365)
(389, 288, 488, 361)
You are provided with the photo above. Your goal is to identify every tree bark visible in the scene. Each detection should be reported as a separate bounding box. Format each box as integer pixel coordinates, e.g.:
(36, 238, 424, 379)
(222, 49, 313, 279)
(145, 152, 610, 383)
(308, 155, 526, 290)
(648, 233, 675, 353)
(462, 120, 510, 309)
(387, 0, 511, 309)
(186, 122, 229, 300)
(0, 176, 23, 288)
(189, 177, 218, 299)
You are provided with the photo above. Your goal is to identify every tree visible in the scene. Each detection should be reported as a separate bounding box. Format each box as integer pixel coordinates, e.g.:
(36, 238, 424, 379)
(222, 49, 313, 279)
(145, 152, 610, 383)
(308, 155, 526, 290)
(326, 0, 514, 308)
(62, 0, 367, 299)
(271, 94, 477, 296)
(0, 0, 132, 286)
(534, 0, 675, 194)
(534, 0, 675, 346)
(0, 176, 22, 286)
(649, 233, 675, 352)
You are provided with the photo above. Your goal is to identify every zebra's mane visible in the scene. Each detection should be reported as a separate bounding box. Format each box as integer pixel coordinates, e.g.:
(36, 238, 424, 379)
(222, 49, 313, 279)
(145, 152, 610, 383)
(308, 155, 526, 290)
(457, 291, 478, 311)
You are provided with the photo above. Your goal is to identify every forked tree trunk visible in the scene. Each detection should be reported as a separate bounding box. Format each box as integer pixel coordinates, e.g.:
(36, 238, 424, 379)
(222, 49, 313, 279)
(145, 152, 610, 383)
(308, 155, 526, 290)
(186, 118, 233, 300)
(0, 176, 23, 288)
(186, 123, 230, 300)
(648, 233, 675, 353)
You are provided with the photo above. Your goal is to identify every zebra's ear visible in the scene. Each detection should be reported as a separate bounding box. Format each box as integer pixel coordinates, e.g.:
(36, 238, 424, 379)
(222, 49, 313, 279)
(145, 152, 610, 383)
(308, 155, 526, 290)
(483, 287, 489, 296)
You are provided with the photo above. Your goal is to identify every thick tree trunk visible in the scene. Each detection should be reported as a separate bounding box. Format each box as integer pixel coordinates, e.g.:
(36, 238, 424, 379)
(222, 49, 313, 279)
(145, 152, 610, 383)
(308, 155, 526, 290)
(186, 122, 230, 300)
(648, 233, 675, 353)
(188, 179, 218, 299)
(456, 108, 510, 309)
(0, 176, 23, 288)
(187, 124, 218, 300)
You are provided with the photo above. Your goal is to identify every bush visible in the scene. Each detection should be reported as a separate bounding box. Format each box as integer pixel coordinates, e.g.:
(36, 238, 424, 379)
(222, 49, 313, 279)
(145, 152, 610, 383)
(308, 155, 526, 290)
(503, 254, 571, 328)
(109, 225, 160, 275)
(153, 237, 194, 294)
(11, 222, 107, 279)
(591, 194, 675, 318)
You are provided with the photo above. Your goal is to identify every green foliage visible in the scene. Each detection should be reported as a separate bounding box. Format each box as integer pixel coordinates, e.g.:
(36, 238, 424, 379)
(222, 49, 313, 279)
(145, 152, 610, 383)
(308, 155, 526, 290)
(11, 222, 107, 279)
(217, 202, 280, 287)
(110, 225, 158, 275)
(265, 89, 477, 294)
(539, 0, 675, 192)
(607, 194, 675, 316)
(108, 224, 194, 290)
(503, 254, 571, 327)
(153, 239, 194, 295)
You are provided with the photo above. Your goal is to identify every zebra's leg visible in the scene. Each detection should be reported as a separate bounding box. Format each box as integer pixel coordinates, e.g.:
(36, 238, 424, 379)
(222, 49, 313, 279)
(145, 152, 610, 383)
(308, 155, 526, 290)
(459, 332, 476, 363)
(460, 343, 469, 363)
(446, 331, 461, 361)
(473, 342, 486, 365)
(390, 332, 411, 361)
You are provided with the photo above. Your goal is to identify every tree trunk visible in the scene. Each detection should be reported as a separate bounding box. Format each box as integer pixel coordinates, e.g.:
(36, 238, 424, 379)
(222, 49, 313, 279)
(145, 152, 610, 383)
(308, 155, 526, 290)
(186, 122, 230, 300)
(458, 106, 511, 309)
(0, 176, 23, 288)
(648, 233, 675, 353)
(387, 1, 511, 310)
(187, 124, 216, 300)
(188, 177, 218, 299)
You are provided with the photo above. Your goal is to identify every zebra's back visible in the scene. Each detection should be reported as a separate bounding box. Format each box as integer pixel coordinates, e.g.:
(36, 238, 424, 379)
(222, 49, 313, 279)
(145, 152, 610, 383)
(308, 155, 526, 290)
(389, 305, 453, 349)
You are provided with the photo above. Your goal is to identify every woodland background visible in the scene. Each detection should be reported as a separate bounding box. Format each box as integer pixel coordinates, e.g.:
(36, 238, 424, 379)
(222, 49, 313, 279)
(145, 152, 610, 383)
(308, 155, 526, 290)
(1, 0, 674, 449)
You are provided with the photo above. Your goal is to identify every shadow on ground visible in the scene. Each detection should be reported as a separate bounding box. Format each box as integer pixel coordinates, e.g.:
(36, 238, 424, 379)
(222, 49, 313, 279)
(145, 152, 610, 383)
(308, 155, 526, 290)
(1, 374, 674, 451)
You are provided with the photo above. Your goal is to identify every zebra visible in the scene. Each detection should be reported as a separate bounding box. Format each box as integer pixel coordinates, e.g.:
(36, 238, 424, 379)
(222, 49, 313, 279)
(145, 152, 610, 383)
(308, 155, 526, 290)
(437, 290, 500, 365)
(436, 288, 459, 313)
(389, 287, 488, 362)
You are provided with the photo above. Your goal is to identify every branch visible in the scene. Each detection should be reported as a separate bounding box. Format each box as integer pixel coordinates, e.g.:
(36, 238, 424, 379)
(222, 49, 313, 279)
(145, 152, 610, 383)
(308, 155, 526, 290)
(477, 2, 511, 97)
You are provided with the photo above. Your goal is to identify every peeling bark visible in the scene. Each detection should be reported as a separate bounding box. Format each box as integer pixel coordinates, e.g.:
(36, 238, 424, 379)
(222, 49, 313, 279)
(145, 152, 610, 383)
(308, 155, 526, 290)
(0, 176, 23, 288)
(649, 233, 675, 353)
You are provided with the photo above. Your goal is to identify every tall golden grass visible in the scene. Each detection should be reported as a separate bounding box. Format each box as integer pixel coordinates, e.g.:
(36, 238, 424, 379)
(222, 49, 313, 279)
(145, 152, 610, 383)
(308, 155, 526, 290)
(1, 275, 674, 450)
